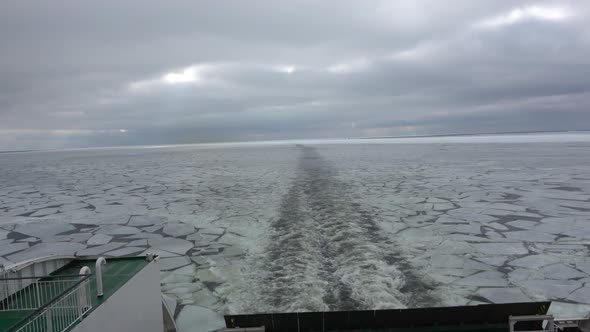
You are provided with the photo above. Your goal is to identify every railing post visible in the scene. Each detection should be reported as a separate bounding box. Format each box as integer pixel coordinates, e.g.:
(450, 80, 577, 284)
(78, 266, 91, 316)
(45, 307, 53, 332)
(0, 274, 94, 331)
(35, 281, 42, 308)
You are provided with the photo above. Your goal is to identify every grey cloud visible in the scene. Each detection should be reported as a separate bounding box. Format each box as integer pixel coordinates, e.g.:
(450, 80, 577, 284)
(1, 0, 590, 149)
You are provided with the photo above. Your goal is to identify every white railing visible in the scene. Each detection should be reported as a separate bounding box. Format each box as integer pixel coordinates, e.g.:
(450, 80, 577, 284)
(0, 276, 82, 311)
(10, 277, 92, 332)
(0, 275, 92, 332)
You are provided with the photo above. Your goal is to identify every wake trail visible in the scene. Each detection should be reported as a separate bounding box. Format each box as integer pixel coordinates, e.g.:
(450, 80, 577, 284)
(254, 146, 435, 312)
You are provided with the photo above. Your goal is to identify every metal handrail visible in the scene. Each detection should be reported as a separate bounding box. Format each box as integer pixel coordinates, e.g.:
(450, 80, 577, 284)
(0, 275, 85, 311)
(5, 275, 92, 332)
(0, 275, 85, 281)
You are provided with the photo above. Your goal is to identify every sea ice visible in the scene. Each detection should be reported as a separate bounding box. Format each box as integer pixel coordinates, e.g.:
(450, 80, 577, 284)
(173, 264, 197, 276)
(163, 223, 196, 237)
(176, 305, 225, 332)
(486, 222, 509, 231)
(126, 239, 148, 247)
(14, 221, 75, 239)
(541, 264, 587, 280)
(477, 287, 531, 303)
(87, 234, 113, 245)
(222, 246, 244, 257)
(485, 203, 527, 212)
(126, 232, 164, 240)
(567, 286, 590, 304)
(455, 271, 508, 287)
(191, 288, 220, 307)
(52, 233, 93, 242)
(0, 243, 29, 257)
(143, 249, 180, 258)
(575, 262, 590, 275)
(106, 246, 145, 257)
(3, 138, 590, 323)
(128, 215, 166, 227)
(509, 268, 544, 282)
(200, 227, 225, 236)
(98, 225, 141, 235)
(507, 220, 538, 230)
(161, 273, 194, 285)
(148, 237, 193, 255)
(196, 268, 224, 284)
(161, 256, 192, 271)
(7, 242, 86, 262)
(76, 242, 125, 256)
(508, 255, 561, 269)
(472, 243, 528, 255)
(30, 208, 60, 217)
(475, 256, 508, 267)
(429, 254, 465, 269)
(0, 239, 15, 245)
(503, 231, 555, 242)
(520, 279, 581, 299)
(142, 226, 163, 233)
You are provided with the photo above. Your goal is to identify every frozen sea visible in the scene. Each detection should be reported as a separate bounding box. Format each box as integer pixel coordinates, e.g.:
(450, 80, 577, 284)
(1, 133, 590, 331)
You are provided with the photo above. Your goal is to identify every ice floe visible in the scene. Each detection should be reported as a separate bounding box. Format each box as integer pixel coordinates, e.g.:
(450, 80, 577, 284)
(176, 305, 225, 332)
(87, 234, 113, 245)
(1, 141, 590, 332)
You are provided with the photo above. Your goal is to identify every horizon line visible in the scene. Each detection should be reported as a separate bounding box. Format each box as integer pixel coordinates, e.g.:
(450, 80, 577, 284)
(1, 129, 590, 154)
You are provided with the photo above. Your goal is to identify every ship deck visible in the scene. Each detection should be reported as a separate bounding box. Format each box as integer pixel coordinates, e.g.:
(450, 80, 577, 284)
(0, 256, 148, 332)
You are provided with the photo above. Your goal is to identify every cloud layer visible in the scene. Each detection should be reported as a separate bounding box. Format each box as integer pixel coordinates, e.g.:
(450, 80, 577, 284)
(1, 0, 590, 149)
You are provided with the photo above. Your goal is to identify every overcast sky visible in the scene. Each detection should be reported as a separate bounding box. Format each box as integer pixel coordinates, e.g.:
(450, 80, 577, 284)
(1, 1, 590, 149)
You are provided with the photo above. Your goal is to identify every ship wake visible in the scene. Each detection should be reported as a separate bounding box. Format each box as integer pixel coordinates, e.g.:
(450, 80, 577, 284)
(240, 146, 434, 313)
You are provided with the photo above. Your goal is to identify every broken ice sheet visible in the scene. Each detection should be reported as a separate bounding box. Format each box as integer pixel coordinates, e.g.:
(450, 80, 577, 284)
(477, 287, 531, 303)
(3, 140, 590, 323)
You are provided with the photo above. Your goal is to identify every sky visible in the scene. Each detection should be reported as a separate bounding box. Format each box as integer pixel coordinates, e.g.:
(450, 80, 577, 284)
(1, 1, 590, 149)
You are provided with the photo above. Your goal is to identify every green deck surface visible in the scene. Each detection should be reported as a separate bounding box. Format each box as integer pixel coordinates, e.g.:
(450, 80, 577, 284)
(0, 256, 149, 332)
(0, 275, 75, 331)
(50, 256, 148, 310)
(0, 311, 34, 331)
